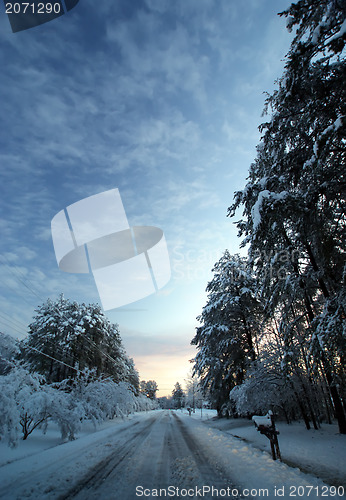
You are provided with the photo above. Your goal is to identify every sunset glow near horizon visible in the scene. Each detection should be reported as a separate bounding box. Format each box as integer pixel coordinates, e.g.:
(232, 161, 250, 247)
(0, 0, 292, 397)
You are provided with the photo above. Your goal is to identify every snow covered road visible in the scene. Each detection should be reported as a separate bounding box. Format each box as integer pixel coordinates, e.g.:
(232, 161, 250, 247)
(60, 410, 241, 500)
(0, 410, 338, 500)
(0, 410, 241, 500)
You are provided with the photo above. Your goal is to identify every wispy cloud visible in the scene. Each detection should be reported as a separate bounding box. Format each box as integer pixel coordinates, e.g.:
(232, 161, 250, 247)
(0, 0, 293, 391)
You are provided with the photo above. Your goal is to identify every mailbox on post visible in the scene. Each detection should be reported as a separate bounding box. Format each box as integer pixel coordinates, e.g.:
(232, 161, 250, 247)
(252, 411, 281, 461)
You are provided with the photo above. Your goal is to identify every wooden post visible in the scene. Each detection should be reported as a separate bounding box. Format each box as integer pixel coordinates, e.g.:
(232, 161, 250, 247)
(270, 438, 277, 460)
(252, 412, 282, 461)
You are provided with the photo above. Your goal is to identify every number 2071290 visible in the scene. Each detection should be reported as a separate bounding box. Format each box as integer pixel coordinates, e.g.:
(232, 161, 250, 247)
(5, 3, 62, 14)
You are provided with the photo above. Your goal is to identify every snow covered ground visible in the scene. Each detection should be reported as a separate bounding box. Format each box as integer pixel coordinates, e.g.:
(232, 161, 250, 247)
(0, 409, 345, 499)
(183, 409, 346, 494)
(198, 412, 346, 488)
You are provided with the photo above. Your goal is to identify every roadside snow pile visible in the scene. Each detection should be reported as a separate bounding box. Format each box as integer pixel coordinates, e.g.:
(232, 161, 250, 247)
(196, 415, 346, 489)
(180, 414, 339, 499)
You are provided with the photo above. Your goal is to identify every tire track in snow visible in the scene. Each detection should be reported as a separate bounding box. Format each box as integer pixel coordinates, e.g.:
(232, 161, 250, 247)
(64, 410, 245, 499)
(58, 415, 158, 499)
(0, 417, 145, 500)
(171, 412, 245, 497)
(0, 411, 247, 499)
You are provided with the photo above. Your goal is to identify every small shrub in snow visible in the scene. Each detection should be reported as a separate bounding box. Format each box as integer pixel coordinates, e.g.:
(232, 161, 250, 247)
(0, 365, 158, 447)
(20, 390, 52, 440)
(49, 391, 84, 441)
(0, 367, 50, 446)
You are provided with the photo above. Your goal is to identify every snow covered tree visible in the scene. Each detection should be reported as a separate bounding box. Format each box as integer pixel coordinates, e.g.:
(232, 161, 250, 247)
(140, 380, 158, 400)
(21, 295, 138, 389)
(0, 367, 52, 445)
(157, 396, 170, 409)
(0, 332, 19, 375)
(192, 252, 262, 415)
(125, 357, 140, 395)
(229, 320, 327, 429)
(228, 0, 346, 433)
(172, 382, 184, 408)
(185, 370, 203, 411)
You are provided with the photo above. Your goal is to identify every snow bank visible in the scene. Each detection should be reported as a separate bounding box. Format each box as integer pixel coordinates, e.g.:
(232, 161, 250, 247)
(197, 416, 346, 490)
(179, 413, 345, 499)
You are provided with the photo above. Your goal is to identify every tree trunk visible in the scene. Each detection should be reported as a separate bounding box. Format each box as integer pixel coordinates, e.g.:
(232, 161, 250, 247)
(286, 239, 346, 434)
(320, 354, 346, 434)
(291, 384, 311, 430)
(304, 241, 330, 298)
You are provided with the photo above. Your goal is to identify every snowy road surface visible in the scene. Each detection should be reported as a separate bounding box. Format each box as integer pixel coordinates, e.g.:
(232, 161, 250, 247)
(0, 410, 240, 500)
(60, 410, 241, 499)
(0, 410, 334, 500)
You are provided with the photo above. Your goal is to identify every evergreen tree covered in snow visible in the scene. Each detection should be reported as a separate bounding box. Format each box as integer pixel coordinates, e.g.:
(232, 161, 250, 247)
(140, 380, 158, 400)
(172, 382, 184, 408)
(228, 0, 346, 432)
(192, 252, 262, 415)
(21, 295, 139, 389)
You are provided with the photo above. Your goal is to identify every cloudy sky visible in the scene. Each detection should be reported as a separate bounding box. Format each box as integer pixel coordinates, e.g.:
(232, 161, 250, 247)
(0, 0, 292, 396)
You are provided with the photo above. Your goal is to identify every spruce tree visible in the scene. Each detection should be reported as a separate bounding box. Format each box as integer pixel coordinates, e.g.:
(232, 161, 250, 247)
(192, 252, 262, 415)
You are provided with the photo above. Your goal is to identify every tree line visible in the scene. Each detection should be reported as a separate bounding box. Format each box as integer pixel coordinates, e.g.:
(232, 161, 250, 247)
(192, 0, 345, 433)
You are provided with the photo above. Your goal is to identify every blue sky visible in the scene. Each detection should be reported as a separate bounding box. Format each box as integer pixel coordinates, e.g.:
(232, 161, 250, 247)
(0, 0, 292, 396)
